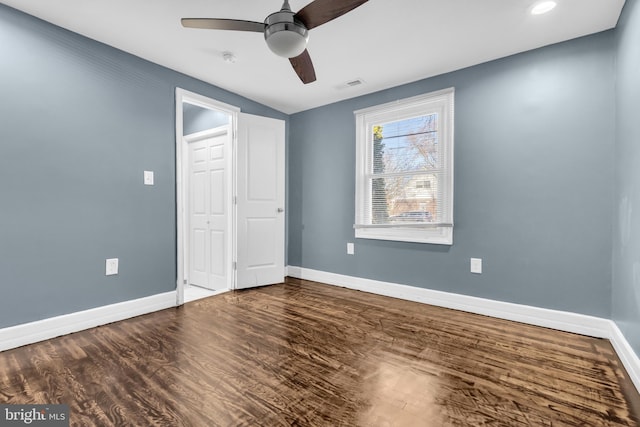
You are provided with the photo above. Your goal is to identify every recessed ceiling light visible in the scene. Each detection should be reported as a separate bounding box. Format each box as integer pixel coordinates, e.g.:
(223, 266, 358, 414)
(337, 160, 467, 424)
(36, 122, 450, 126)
(531, 1, 557, 15)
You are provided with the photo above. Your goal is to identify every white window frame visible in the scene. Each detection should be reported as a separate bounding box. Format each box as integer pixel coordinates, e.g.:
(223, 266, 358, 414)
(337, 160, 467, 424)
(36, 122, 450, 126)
(354, 88, 454, 245)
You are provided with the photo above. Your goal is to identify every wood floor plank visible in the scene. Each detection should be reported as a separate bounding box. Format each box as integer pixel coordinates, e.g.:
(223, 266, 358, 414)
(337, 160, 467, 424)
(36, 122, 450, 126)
(0, 278, 638, 426)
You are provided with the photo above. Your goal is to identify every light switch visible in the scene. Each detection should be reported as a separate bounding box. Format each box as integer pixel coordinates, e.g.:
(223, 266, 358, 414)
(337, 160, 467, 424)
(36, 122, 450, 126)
(144, 171, 154, 186)
(347, 242, 355, 255)
(470, 258, 482, 274)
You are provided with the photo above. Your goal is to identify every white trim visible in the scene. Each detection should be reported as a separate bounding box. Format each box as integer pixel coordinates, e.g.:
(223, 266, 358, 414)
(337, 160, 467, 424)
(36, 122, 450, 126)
(183, 126, 229, 143)
(608, 322, 640, 393)
(353, 88, 457, 116)
(184, 286, 229, 303)
(0, 292, 176, 352)
(354, 87, 454, 245)
(286, 266, 640, 393)
(177, 89, 241, 114)
(287, 266, 610, 336)
(175, 88, 240, 304)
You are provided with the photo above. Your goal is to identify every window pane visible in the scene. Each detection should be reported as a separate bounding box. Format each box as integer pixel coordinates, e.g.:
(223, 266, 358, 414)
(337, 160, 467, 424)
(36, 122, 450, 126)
(371, 174, 439, 224)
(373, 115, 439, 174)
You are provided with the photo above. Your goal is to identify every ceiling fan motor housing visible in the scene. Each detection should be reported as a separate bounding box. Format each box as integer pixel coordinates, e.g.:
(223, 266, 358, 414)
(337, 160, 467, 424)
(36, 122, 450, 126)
(264, 10, 309, 58)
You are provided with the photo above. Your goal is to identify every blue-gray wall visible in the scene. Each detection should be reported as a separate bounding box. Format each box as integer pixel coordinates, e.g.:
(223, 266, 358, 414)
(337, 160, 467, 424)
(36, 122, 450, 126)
(0, 4, 286, 328)
(289, 32, 616, 318)
(613, 0, 640, 355)
(183, 103, 230, 136)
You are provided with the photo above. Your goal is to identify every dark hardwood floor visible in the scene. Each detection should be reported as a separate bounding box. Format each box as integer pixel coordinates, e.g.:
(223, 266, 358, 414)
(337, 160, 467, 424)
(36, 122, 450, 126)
(0, 278, 638, 426)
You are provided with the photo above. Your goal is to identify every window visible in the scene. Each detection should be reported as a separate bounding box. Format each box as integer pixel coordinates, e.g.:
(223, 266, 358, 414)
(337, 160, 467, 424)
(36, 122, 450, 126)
(354, 88, 454, 245)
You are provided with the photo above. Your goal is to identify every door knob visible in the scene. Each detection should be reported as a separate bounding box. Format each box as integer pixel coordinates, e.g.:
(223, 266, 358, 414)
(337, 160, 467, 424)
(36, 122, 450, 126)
(277, 208, 284, 213)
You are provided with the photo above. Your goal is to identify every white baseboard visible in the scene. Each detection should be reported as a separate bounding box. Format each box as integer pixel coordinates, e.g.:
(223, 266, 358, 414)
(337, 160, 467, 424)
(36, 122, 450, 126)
(286, 266, 640, 394)
(286, 266, 611, 337)
(608, 322, 640, 393)
(0, 291, 177, 352)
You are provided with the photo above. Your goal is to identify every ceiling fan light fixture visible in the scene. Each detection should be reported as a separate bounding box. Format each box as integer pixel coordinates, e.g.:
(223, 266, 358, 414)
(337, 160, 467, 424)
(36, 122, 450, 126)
(264, 5, 308, 58)
(265, 24, 308, 58)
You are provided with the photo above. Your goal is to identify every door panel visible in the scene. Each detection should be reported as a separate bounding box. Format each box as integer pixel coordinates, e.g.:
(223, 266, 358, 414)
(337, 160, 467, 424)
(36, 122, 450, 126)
(236, 113, 285, 289)
(210, 170, 225, 214)
(247, 218, 278, 267)
(190, 162, 209, 287)
(192, 171, 207, 214)
(248, 131, 278, 200)
(210, 230, 225, 276)
(191, 228, 207, 286)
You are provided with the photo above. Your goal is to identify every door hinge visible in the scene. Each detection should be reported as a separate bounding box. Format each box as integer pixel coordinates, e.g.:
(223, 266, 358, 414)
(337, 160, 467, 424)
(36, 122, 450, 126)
(234, 196, 237, 205)
(183, 279, 187, 285)
(233, 261, 237, 270)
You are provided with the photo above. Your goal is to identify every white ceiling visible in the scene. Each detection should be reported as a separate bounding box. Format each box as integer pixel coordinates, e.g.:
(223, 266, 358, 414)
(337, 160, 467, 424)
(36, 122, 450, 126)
(1, 0, 625, 114)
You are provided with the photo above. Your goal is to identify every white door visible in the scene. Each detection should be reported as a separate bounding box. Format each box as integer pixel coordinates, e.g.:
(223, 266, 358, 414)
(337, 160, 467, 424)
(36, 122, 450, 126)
(236, 113, 285, 289)
(188, 126, 230, 290)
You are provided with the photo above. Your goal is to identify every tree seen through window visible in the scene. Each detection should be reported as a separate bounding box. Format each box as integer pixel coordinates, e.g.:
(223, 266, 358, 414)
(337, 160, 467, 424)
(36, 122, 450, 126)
(371, 114, 439, 224)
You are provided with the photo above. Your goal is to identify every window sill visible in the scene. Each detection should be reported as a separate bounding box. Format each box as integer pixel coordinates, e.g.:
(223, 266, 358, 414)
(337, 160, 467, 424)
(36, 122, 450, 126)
(355, 227, 453, 245)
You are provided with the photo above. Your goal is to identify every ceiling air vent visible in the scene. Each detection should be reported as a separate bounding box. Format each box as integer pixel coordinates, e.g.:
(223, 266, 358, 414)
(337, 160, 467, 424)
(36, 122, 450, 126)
(336, 78, 365, 90)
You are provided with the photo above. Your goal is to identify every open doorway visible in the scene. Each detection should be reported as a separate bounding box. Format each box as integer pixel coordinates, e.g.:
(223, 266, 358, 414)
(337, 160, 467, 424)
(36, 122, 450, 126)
(176, 88, 286, 306)
(175, 89, 239, 304)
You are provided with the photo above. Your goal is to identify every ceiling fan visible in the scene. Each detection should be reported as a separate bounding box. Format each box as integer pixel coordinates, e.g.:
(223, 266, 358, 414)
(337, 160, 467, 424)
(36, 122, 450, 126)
(181, 0, 369, 84)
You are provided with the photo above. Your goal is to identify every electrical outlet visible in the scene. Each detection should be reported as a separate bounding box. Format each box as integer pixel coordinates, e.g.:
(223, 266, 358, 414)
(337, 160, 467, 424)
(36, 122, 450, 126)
(347, 242, 355, 255)
(106, 258, 119, 276)
(470, 258, 482, 274)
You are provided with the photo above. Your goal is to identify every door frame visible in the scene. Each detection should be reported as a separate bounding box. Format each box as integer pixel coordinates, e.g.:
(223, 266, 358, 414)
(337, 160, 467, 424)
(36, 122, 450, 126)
(175, 88, 240, 305)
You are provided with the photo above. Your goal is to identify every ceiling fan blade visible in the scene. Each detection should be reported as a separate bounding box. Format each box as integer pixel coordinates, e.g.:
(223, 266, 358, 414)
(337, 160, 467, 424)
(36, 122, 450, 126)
(289, 49, 316, 84)
(294, 0, 368, 30)
(181, 18, 266, 32)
